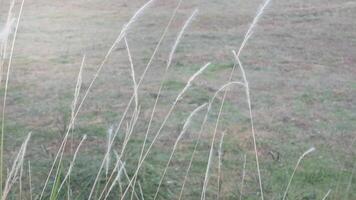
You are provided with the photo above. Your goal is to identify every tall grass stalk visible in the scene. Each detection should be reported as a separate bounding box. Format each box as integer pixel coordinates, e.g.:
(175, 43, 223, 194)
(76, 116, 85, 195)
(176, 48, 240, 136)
(105, 127, 113, 178)
(0, 0, 25, 195)
(230, 1, 272, 199)
(239, 154, 247, 200)
(201, 79, 242, 200)
(153, 103, 208, 200)
(217, 131, 225, 200)
(282, 147, 316, 200)
(28, 161, 32, 200)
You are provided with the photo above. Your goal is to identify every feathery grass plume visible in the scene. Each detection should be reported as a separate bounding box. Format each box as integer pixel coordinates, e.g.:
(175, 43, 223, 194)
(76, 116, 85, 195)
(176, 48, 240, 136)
(1, 132, 31, 200)
(39, 2, 156, 198)
(0, 0, 16, 82)
(0, 0, 25, 194)
(239, 154, 247, 200)
(70, 55, 85, 154)
(282, 147, 316, 200)
(236, 0, 272, 57)
(176, 62, 211, 101)
(57, 135, 87, 193)
(153, 103, 208, 200)
(0, 18, 15, 63)
(322, 189, 332, 200)
(120, 61, 210, 200)
(70, 55, 85, 124)
(217, 131, 225, 200)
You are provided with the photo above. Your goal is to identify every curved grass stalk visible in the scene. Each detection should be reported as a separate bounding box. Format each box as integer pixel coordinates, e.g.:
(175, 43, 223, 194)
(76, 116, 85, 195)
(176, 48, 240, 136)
(153, 103, 207, 200)
(282, 147, 316, 200)
(231, 1, 272, 199)
(178, 81, 244, 200)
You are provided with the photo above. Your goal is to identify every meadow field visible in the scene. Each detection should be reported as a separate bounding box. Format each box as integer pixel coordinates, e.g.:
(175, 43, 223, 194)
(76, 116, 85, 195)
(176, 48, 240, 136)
(0, 0, 355, 199)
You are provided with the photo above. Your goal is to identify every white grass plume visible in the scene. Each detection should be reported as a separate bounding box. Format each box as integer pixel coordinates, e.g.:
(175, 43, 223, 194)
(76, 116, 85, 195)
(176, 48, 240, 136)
(282, 147, 316, 200)
(153, 103, 207, 200)
(0, 0, 16, 61)
(2, 132, 31, 200)
(177, 62, 211, 101)
(236, 0, 272, 57)
(70, 55, 85, 124)
(167, 9, 198, 69)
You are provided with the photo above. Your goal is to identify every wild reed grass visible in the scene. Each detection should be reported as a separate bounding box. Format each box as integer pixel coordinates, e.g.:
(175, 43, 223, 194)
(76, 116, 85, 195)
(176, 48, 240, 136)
(1, 0, 349, 199)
